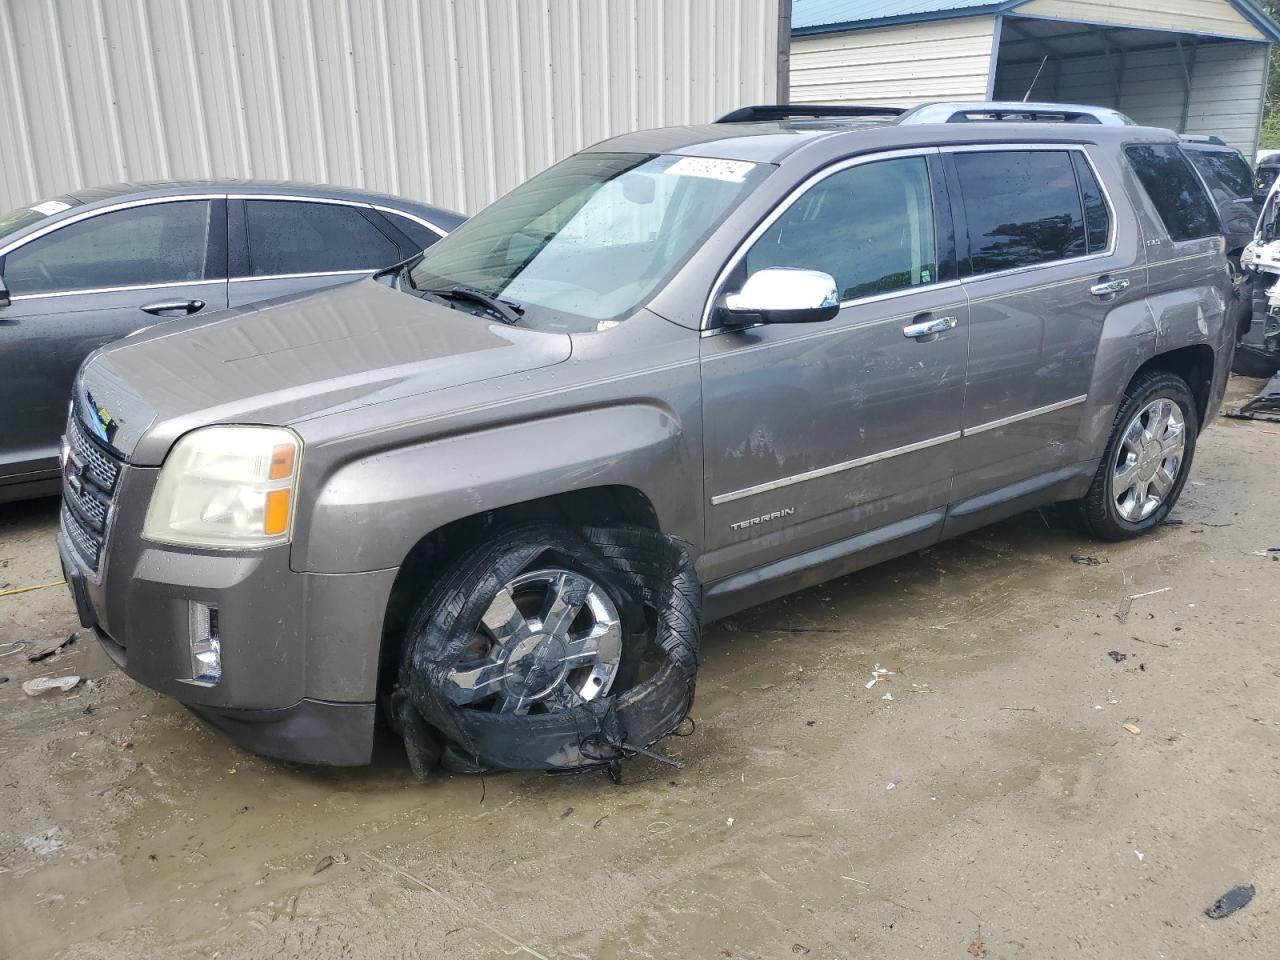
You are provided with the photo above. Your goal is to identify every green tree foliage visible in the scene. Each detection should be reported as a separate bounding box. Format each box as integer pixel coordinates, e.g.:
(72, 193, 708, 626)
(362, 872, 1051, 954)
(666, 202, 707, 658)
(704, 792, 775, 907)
(1261, 0, 1280, 149)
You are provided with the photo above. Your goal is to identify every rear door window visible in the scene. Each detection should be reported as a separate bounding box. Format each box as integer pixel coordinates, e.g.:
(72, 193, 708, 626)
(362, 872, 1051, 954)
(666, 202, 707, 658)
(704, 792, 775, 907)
(243, 200, 401, 277)
(952, 150, 1087, 275)
(1124, 144, 1221, 242)
(744, 155, 937, 301)
(3, 200, 216, 295)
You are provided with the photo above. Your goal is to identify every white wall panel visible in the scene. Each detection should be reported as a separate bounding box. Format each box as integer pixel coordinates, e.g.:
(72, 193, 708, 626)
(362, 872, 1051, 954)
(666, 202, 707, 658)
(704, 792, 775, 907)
(1020, 0, 1265, 41)
(0, 0, 777, 215)
(790, 16, 997, 106)
(996, 39, 1268, 156)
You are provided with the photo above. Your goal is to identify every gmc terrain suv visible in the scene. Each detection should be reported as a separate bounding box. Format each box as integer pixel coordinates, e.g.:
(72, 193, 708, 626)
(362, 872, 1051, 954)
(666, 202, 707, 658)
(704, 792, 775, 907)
(59, 102, 1233, 776)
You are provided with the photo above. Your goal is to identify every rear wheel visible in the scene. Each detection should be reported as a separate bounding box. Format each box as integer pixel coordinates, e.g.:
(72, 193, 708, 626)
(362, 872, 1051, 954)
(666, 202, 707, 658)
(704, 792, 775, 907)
(1077, 371, 1198, 541)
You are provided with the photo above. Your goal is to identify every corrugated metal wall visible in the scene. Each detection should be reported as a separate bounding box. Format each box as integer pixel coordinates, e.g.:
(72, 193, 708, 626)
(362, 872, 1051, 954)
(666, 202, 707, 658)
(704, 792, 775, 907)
(1020, 0, 1265, 41)
(789, 16, 997, 107)
(0, 0, 777, 216)
(995, 40, 1269, 157)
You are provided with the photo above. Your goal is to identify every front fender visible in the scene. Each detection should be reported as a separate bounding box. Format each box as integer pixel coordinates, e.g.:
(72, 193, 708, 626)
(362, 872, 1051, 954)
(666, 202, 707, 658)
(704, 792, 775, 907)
(293, 402, 697, 573)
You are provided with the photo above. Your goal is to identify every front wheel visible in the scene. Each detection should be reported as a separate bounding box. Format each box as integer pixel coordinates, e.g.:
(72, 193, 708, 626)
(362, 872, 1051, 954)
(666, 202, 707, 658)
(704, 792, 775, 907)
(1076, 371, 1198, 541)
(395, 524, 700, 777)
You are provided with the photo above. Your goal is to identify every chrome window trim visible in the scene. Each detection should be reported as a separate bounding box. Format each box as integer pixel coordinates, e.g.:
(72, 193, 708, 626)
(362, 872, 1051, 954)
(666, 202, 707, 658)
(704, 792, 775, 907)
(963, 394, 1088, 436)
(710, 430, 962, 506)
(700, 143, 1119, 332)
(370, 204, 448, 238)
(0, 194, 222, 259)
(699, 146, 942, 331)
(229, 268, 372, 283)
(8, 276, 226, 303)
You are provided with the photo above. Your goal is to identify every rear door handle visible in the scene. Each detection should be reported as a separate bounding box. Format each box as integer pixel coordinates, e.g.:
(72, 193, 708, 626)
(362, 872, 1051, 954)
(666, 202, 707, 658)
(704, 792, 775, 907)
(141, 299, 205, 317)
(902, 314, 957, 340)
(1089, 278, 1130, 298)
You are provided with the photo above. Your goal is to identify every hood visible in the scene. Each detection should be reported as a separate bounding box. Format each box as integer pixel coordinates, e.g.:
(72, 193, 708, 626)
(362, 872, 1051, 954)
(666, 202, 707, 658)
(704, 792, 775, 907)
(78, 279, 571, 464)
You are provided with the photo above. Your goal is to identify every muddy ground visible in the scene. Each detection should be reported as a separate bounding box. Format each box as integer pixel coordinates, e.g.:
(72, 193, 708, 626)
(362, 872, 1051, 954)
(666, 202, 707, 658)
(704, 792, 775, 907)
(2, 378, 1278, 960)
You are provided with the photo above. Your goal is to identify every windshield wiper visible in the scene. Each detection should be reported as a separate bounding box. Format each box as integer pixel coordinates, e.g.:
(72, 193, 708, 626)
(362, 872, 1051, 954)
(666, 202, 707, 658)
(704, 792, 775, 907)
(423, 285, 524, 325)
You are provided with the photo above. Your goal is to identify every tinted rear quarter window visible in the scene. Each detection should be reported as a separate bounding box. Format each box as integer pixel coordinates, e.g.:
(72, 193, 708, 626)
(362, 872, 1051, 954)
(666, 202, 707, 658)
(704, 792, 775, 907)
(244, 200, 401, 277)
(380, 210, 444, 252)
(1124, 144, 1221, 242)
(953, 150, 1087, 275)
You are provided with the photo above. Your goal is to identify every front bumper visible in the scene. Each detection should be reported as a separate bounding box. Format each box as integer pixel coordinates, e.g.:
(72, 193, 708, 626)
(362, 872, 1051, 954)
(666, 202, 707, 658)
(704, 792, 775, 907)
(58, 463, 398, 766)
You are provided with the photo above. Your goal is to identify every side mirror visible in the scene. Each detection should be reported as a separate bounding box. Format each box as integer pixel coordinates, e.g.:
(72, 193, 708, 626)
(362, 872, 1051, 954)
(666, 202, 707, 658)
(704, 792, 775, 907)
(717, 268, 840, 329)
(0, 275, 9, 309)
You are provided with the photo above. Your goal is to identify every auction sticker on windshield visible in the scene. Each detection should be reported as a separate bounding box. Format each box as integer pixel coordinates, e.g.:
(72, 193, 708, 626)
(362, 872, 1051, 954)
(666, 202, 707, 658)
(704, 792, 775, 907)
(664, 157, 756, 182)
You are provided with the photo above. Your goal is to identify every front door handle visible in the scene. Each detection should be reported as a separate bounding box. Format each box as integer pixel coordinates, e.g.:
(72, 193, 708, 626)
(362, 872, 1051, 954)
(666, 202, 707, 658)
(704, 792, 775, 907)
(902, 314, 957, 340)
(141, 299, 205, 317)
(1090, 277, 1131, 299)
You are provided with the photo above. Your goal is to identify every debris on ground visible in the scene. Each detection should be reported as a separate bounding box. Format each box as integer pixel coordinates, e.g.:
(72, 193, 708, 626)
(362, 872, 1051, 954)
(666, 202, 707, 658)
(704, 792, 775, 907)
(886, 777, 902, 790)
(881, 691, 893, 701)
(1108, 650, 1128, 663)
(967, 926, 986, 958)
(26, 632, 77, 663)
(792, 944, 810, 955)
(0, 676, 8, 685)
(1071, 554, 1107, 565)
(1226, 370, 1280, 422)
(865, 664, 895, 689)
(22, 675, 82, 696)
(1205, 884, 1255, 918)
(24, 827, 67, 856)
(1134, 850, 1144, 861)
(1122, 722, 1142, 736)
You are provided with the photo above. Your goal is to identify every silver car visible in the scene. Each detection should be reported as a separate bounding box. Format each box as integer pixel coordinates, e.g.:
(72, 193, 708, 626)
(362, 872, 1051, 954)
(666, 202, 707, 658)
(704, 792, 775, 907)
(0, 181, 463, 501)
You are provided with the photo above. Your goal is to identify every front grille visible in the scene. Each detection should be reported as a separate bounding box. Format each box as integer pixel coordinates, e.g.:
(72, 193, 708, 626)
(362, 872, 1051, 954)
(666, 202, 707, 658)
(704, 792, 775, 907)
(61, 417, 123, 573)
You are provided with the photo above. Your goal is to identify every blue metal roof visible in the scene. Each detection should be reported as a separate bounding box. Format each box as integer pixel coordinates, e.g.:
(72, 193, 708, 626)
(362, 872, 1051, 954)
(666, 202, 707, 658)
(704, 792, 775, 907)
(792, 0, 1019, 34)
(791, 0, 1280, 42)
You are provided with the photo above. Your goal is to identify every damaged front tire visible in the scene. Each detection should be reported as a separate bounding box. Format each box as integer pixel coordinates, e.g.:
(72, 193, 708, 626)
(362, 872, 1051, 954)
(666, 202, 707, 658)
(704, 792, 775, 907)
(395, 524, 700, 776)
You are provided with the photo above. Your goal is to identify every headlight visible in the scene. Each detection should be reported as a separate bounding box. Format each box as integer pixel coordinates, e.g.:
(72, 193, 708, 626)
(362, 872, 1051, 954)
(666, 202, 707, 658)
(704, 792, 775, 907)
(143, 426, 301, 548)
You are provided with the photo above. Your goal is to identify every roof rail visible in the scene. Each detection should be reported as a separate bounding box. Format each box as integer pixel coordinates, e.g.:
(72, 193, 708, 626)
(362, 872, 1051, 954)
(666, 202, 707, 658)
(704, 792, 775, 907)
(716, 103, 906, 123)
(1180, 133, 1228, 146)
(899, 101, 1135, 126)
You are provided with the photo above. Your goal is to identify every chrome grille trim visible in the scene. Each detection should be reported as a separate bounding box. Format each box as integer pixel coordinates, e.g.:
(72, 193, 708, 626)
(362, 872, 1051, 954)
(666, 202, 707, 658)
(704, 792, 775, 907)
(60, 415, 124, 574)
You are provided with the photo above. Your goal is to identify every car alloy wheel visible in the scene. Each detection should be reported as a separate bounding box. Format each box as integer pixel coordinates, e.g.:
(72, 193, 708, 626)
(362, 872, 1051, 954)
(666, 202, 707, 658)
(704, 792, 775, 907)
(1112, 397, 1186, 523)
(441, 568, 623, 714)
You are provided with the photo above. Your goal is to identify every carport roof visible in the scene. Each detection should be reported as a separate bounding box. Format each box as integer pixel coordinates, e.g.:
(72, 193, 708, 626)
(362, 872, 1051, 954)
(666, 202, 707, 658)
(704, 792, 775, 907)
(791, 0, 1280, 42)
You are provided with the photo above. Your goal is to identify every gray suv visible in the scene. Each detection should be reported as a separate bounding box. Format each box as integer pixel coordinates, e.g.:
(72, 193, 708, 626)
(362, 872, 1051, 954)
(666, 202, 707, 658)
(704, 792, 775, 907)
(58, 102, 1233, 776)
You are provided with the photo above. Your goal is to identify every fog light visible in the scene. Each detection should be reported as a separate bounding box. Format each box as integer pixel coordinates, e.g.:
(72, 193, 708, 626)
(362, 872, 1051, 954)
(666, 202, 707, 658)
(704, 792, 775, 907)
(189, 601, 221, 684)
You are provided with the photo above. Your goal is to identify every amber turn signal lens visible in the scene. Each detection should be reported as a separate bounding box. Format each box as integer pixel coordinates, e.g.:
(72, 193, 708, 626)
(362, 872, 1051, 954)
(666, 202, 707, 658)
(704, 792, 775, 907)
(269, 443, 296, 480)
(264, 489, 291, 536)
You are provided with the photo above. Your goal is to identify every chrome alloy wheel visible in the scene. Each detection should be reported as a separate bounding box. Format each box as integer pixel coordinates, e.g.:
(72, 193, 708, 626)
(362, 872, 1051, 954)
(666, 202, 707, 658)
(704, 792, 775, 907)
(1112, 397, 1186, 523)
(443, 569, 623, 714)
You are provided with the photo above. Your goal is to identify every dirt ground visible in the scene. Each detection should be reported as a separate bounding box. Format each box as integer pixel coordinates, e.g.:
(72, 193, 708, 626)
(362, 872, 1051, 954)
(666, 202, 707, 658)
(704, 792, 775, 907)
(2, 377, 1278, 960)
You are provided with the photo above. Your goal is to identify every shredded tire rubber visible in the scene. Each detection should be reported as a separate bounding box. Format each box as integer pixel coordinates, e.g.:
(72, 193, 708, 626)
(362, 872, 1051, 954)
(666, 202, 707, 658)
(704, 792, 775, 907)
(396, 524, 700, 776)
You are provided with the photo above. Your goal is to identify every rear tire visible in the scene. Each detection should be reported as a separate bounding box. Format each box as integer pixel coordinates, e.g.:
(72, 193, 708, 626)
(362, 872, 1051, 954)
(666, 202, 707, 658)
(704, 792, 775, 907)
(1076, 371, 1198, 542)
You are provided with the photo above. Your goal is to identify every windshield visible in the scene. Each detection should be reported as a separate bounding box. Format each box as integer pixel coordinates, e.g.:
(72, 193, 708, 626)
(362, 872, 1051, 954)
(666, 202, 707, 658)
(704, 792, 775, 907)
(409, 152, 768, 330)
(1187, 149, 1253, 201)
(0, 198, 75, 246)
